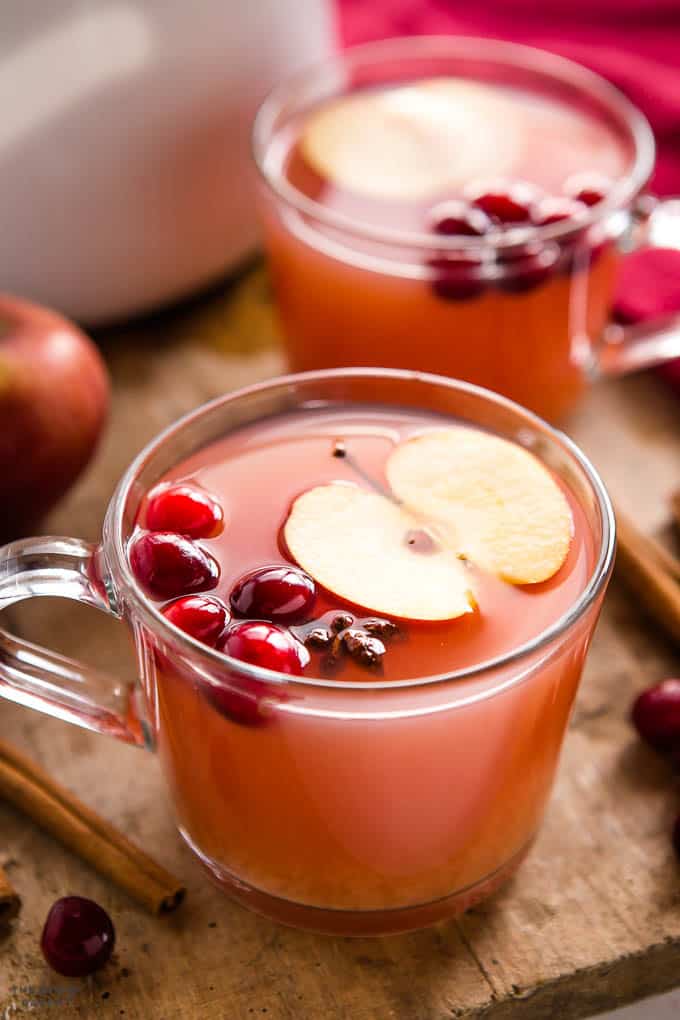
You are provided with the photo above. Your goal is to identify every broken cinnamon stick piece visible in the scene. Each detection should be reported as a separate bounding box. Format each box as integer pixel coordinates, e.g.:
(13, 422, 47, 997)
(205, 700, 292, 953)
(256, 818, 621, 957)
(0, 865, 21, 924)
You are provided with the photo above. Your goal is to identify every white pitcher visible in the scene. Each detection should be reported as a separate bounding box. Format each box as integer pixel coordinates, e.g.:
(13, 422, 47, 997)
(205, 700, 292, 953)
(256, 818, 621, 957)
(0, 1, 335, 323)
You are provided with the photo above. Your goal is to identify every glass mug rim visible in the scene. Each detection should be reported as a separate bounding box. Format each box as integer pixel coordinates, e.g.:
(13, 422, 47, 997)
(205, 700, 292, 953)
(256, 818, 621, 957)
(252, 34, 655, 253)
(104, 367, 616, 695)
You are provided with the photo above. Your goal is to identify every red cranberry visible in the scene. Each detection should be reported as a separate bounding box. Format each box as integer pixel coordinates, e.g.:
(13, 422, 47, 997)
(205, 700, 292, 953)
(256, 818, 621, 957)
(146, 484, 223, 539)
(41, 897, 115, 977)
(428, 200, 491, 237)
(631, 679, 680, 751)
(427, 255, 486, 301)
(230, 565, 315, 623)
(531, 196, 588, 227)
(498, 243, 558, 293)
(129, 531, 219, 599)
(162, 595, 228, 646)
(203, 676, 281, 727)
(206, 621, 307, 725)
(220, 621, 309, 675)
(468, 181, 536, 224)
(563, 173, 612, 208)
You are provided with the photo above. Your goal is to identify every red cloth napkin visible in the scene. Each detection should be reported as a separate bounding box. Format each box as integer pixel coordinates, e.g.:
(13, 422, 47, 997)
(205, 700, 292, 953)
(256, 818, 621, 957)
(338, 0, 680, 385)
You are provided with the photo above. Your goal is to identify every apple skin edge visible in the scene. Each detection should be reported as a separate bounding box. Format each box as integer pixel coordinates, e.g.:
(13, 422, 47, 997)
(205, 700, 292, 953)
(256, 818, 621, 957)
(0, 295, 110, 543)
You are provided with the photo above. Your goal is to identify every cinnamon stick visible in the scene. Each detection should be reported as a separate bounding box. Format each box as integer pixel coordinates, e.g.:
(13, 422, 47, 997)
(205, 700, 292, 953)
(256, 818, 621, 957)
(0, 865, 21, 924)
(0, 740, 185, 915)
(615, 509, 680, 645)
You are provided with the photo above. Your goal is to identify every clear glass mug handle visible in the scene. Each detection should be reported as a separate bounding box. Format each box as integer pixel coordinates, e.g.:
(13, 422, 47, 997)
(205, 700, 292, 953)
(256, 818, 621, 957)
(0, 536, 146, 747)
(597, 197, 680, 376)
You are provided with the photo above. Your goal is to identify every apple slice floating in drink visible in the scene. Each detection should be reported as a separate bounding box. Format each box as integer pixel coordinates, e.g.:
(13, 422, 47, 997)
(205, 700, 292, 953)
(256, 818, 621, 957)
(386, 427, 573, 585)
(300, 80, 520, 200)
(284, 427, 573, 622)
(284, 484, 475, 622)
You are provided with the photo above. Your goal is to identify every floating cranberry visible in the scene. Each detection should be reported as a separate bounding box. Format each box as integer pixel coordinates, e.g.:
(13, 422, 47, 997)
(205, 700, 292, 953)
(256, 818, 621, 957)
(531, 196, 588, 227)
(203, 676, 280, 727)
(41, 897, 115, 977)
(146, 484, 223, 538)
(564, 173, 612, 208)
(428, 200, 491, 237)
(469, 182, 536, 224)
(130, 531, 219, 599)
(230, 565, 315, 623)
(427, 255, 486, 301)
(207, 621, 307, 725)
(631, 679, 680, 752)
(498, 244, 558, 293)
(162, 595, 228, 646)
(220, 621, 309, 675)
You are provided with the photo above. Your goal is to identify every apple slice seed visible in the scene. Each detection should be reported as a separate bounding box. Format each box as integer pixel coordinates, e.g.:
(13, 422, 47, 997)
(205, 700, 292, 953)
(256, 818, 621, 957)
(386, 428, 573, 585)
(284, 483, 475, 622)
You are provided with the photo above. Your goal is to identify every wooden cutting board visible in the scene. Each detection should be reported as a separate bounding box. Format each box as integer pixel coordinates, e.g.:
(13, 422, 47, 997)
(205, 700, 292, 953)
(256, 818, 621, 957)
(1, 263, 680, 1020)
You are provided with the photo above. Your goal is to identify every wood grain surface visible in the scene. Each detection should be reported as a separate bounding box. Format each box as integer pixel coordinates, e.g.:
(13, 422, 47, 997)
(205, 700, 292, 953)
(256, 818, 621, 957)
(1, 263, 680, 1019)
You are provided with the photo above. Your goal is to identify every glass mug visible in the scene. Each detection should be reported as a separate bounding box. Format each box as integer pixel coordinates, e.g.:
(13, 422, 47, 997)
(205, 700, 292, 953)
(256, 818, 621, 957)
(254, 36, 680, 422)
(0, 370, 615, 935)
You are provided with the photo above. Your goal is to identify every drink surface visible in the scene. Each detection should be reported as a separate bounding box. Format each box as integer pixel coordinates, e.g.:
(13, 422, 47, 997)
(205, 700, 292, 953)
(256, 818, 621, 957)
(259, 77, 631, 422)
(271, 77, 630, 235)
(136, 405, 594, 683)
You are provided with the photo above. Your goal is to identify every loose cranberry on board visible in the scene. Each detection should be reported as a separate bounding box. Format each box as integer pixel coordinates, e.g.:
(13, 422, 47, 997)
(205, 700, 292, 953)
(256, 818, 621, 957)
(41, 897, 115, 977)
(631, 679, 680, 752)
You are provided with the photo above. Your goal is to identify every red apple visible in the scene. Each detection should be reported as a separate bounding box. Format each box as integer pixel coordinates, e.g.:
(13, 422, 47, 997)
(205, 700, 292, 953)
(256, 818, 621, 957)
(0, 295, 109, 542)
